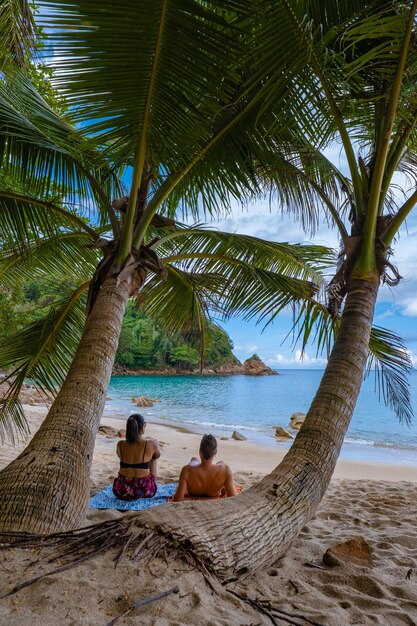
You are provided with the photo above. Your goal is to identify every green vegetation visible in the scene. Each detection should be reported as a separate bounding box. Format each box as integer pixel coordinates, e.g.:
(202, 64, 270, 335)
(0, 281, 237, 371)
(116, 303, 236, 371)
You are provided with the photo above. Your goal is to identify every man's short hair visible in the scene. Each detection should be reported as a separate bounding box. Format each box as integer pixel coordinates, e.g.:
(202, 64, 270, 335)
(200, 434, 217, 460)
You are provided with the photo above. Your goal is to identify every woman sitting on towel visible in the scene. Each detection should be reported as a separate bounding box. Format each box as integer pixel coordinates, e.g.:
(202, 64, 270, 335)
(113, 413, 161, 500)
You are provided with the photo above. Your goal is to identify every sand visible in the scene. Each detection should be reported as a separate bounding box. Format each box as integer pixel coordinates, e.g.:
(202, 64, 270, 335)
(1, 405, 417, 625)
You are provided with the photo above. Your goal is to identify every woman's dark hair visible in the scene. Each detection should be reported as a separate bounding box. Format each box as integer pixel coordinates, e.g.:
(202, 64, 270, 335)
(126, 413, 145, 444)
(200, 434, 217, 460)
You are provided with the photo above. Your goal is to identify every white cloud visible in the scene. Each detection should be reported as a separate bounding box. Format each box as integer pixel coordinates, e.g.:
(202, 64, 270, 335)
(234, 344, 258, 354)
(205, 171, 417, 323)
(407, 350, 417, 367)
(206, 197, 340, 249)
(402, 299, 417, 317)
(375, 308, 395, 320)
(269, 350, 327, 368)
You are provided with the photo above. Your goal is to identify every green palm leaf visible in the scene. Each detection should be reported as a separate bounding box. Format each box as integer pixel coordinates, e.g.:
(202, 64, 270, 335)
(289, 300, 413, 424)
(0, 190, 100, 246)
(0, 68, 122, 225)
(0, 0, 36, 67)
(36, 1, 250, 167)
(367, 326, 413, 425)
(0, 283, 88, 441)
(154, 227, 334, 281)
(143, 230, 333, 335)
(0, 231, 100, 288)
(139, 265, 212, 336)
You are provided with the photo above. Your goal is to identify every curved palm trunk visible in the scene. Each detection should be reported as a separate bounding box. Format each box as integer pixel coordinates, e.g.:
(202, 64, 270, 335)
(139, 276, 380, 577)
(0, 273, 133, 533)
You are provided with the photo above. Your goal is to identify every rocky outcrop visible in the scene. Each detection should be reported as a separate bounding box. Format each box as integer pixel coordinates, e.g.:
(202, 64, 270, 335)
(212, 359, 244, 375)
(231, 430, 247, 441)
(289, 412, 306, 430)
(243, 354, 277, 376)
(114, 365, 176, 376)
(114, 361, 245, 376)
(323, 537, 373, 569)
(98, 425, 125, 438)
(132, 396, 155, 407)
(274, 426, 294, 439)
(114, 354, 279, 377)
(0, 379, 53, 406)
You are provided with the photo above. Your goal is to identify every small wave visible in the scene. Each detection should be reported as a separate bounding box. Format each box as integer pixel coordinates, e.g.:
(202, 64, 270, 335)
(372, 441, 417, 451)
(345, 436, 417, 452)
(156, 415, 263, 432)
(344, 437, 374, 446)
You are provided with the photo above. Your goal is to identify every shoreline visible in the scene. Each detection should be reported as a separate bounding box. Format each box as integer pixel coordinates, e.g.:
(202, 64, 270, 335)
(100, 414, 417, 484)
(105, 370, 417, 468)
(2, 405, 416, 489)
(103, 407, 417, 470)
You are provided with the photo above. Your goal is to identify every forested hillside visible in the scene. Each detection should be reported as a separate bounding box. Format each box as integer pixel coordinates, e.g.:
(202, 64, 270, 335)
(116, 302, 237, 370)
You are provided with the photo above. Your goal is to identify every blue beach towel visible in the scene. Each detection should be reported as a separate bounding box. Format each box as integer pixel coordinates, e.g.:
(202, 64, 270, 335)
(89, 482, 177, 511)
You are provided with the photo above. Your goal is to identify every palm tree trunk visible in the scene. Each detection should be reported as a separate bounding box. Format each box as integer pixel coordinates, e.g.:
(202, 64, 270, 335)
(139, 276, 380, 577)
(0, 273, 133, 533)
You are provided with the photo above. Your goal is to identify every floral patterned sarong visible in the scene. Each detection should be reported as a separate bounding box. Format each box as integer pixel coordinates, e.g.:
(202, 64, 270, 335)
(112, 473, 157, 501)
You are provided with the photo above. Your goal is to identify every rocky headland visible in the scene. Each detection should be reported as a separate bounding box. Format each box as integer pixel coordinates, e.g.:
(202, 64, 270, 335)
(113, 354, 277, 377)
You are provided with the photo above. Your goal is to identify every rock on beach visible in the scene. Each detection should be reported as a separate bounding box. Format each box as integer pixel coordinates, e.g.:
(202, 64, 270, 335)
(131, 395, 154, 407)
(231, 430, 247, 441)
(274, 426, 294, 439)
(323, 536, 374, 569)
(289, 412, 306, 430)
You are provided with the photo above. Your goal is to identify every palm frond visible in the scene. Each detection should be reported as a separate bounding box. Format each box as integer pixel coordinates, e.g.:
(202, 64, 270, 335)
(0, 231, 100, 289)
(0, 0, 36, 67)
(0, 284, 88, 441)
(36, 0, 250, 168)
(153, 227, 335, 284)
(0, 67, 121, 224)
(144, 230, 334, 333)
(286, 302, 414, 424)
(287, 298, 337, 358)
(0, 396, 28, 447)
(138, 265, 212, 335)
(367, 326, 413, 425)
(0, 190, 100, 246)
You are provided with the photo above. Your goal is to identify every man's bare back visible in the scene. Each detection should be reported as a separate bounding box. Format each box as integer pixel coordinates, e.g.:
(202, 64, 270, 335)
(173, 435, 236, 502)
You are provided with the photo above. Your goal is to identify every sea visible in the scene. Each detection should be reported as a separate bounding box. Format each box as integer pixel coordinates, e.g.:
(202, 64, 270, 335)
(104, 369, 417, 467)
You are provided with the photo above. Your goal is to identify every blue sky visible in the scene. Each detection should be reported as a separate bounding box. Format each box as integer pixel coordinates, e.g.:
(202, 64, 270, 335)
(205, 194, 417, 370)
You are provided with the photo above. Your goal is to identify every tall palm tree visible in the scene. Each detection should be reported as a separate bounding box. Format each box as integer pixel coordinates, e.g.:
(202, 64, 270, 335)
(0, 0, 333, 533)
(0, 0, 416, 579)
(137, 0, 417, 577)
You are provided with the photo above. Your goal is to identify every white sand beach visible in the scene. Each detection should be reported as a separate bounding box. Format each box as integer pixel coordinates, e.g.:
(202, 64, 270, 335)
(1, 405, 417, 625)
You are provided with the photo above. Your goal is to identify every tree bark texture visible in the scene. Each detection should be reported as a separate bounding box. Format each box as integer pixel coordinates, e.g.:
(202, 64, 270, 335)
(0, 274, 132, 533)
(138, 277, 380, 578)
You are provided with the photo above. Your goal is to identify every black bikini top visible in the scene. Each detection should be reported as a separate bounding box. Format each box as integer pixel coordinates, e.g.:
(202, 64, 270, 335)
(119, 440, 150, 469)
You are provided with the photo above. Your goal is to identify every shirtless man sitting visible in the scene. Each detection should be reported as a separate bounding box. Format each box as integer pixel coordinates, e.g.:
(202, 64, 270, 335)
(173, 434, 236, 502)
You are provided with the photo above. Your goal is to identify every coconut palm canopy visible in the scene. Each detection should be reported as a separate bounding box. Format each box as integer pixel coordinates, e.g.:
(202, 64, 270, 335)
(0, 0, 412, 439)
(0, 0, 416, 576)
(0, 0, 338, 441)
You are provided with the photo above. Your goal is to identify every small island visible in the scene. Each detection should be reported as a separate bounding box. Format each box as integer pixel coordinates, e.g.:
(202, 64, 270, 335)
(243, 354, 277, 376)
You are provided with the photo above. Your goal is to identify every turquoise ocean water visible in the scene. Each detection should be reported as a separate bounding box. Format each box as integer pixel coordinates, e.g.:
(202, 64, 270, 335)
(104, 370, 417, 466)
